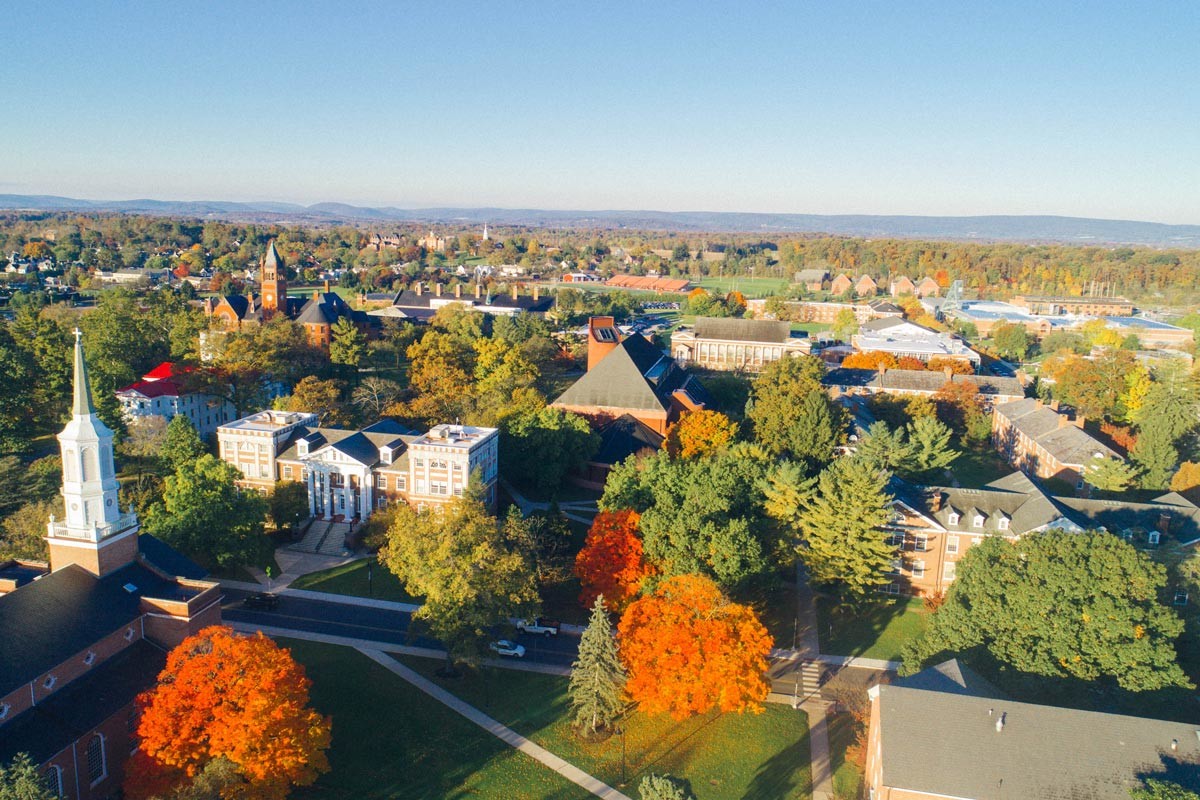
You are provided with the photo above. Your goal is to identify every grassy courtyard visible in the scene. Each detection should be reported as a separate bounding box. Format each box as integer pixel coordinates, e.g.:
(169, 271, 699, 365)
(283, 640, 583, 799)
(816, 597, 929, 662)
(289, 558, 416, 604)
(398, 655, 813, 800)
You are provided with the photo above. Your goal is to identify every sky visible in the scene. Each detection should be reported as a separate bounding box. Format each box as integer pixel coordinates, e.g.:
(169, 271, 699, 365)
(1, 1, 1198, 223)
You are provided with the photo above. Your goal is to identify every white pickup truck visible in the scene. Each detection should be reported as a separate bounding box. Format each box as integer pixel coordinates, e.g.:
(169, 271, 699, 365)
(516, 617, 560, 637)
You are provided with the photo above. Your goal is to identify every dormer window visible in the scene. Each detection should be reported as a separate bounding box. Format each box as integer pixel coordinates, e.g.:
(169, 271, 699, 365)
(1149, 531, 1161, 546)
(947, 513, 960, 526)
(998, 518, 1009, 531)
(124, 627, 135, 641)
(973, 515, 985, 528)
(43, 675, 57, 690)
(297, 440, 309, 456)
(380, 447, 392, 465)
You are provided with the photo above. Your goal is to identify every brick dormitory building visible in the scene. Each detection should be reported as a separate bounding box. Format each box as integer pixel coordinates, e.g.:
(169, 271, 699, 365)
(0, 333, 219, 799)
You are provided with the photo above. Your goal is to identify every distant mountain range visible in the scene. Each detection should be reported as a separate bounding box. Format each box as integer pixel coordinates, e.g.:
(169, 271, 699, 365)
(2, 193, 1198, 246)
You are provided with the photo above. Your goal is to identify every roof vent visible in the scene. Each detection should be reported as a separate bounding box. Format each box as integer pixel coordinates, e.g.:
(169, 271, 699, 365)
(123, 583, 138, 594)
(995, 712, 1006, 732)
(1172, 738, 1179, 751)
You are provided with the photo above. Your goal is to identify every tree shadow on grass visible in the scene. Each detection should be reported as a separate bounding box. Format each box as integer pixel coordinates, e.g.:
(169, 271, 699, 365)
(744, 729, 813, 800)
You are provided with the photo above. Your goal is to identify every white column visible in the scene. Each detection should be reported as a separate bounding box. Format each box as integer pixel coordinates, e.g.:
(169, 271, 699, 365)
(306, 467, 316, 517)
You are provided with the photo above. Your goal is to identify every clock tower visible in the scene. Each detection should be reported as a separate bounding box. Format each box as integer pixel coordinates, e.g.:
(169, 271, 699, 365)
(47, 330, 139, 576)
(261, 238, 287, 313)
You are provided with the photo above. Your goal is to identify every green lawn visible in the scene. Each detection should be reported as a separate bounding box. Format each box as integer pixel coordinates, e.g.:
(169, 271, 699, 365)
(826, 711, 865, 800)
(398, 656, 812, 799)
(289, 558, 417, 604)
(946, 445, 1013, 489)
(790, 321, 831, 334)
(283, 640, 585, 799)
(698, 276, 793, 298)
(816, 597, 929, 661)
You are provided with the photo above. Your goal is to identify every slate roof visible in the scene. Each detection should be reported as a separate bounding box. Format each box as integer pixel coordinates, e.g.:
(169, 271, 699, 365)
(995, 398, 1118, 466)
(794, 268, 830, 283)
(891, 658, 1003, 698)
(896, 472, 1063, 536)
(692, 317, 791, 344)
(1052, 495, 1200, 545)
(0, 639, 166, 764)
(555, 334, 712, 413)
(0, 563, 167, 692)
(877, 678, 1200, 798)
(859, 316, 925, 334)
(138, 533, 208, 580)
(295, 291, 351, 325)
(276, 422, 420, 467)
(592, 414, 664, 466)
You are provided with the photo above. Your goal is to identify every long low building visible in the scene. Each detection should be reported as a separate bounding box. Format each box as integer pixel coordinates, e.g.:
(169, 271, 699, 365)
(992, 398, 1118, 492)
(822, 367, 1025, 407)
(852, 317, 981, 368)
(670, 317, 810, 371)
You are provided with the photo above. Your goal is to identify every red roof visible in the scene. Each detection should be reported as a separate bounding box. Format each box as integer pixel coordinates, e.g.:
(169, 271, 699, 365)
(142, 361, 193, 381)
(116, 379, 182, 399)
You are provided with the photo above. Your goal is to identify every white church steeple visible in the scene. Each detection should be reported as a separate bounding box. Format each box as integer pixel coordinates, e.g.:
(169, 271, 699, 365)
(47, 330, 139, 575)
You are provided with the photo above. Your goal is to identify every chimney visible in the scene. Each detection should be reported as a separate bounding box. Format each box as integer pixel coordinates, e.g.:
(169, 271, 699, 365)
(324, 279, 331, 293)
(995, 712, 1006, 733)
(1073, 414, 1085, 430)
(512, 284, 519, 300)
(475, 282, 482, 299)
(587, 316, 620, 371)
(943, 366, 953, 380)
(1048, 399, 1060, 412)
(454, 284, 461, 298)
(533, 285, 540, 302)
(1058, 414, 1070, 429)
(415, 281, 423, 296)
(931, 492, 943, 512)
(435, 283, 442, 297)
(311, 290, 319, 302)
(1159, 512, 1172, 535)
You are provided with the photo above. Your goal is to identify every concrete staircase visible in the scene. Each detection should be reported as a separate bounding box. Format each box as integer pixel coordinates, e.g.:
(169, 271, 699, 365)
(316, 522, 352, 555)
(289, 518, 332, 553)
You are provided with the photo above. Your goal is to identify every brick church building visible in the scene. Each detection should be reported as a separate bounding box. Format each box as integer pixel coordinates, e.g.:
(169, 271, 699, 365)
(0, 333, 220, 799)
(204, 239, 375, 350)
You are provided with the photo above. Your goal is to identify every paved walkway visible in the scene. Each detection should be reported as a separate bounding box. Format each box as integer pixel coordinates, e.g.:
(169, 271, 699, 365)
(501, 479, 598, 525)
(359, 648, 632, 800)
(802, 699, 835, 800)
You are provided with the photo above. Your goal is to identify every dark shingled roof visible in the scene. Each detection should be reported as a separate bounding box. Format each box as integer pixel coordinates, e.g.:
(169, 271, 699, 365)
(878, 679, 1200, 798)
(996, 398, 1118, 466)
(592, 414, 664, 466)
(138, 533, 208, 581)
(1053, 495, 1200, 545)
(0, 639, 166, 764)
(895, 472, 1063, 536)
(693, 317, 791, 344)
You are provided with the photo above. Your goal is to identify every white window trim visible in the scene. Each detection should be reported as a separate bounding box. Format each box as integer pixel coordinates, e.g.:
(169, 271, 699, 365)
(0, 703, 10, 720)
(1149, 531, 1161, 545)
(946, 535, 959, 554)
(947, 513, 959, 526)
(998, 518, 1009, 530)
(912, 534, 928, 552)
(912, 560, 926, 579)
(973, 515, 985, 528)
(83, 651, 96, 666)
(43, 675, 57, 690)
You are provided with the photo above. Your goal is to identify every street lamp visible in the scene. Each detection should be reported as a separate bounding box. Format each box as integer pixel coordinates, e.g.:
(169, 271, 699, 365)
(367, 559, 374, 597)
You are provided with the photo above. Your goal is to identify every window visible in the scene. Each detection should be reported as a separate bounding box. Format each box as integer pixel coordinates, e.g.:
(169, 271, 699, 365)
(1149, 531, 1161, 546)
(86, 734, 106, 785)
(888, 559, 902, 575)
(885, 531, 905, 548)
(259, 465, 269, 478)
(947, 513, 959, 526)
(943, 562, 957, 582)
(282, 465, 293, 480)
(0, 703, 9, 721)
(881, 583, 901, 595)
(973, 515, 984, 528)
(43, 675, 56, 690)
(375, 474, 387, 490)
(396, 476, 406, 491)
(44, 766, 63, 798)
(1174, 591, 1189, 606)
(414, 457, 424, 468)
(911, 560, 926, 579)
(998, 517, 1009, 531)
(946, 535, 959, 554)
(124, 627, 135, 641)
(912, 534, 928, 552)
(971, 536, 982, 546)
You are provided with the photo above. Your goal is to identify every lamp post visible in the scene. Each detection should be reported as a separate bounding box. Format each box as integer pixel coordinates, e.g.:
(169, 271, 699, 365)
(367, 559, 374, 598)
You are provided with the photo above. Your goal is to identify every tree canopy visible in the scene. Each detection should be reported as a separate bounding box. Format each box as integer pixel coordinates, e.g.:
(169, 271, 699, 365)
(575, 510, 655, 612)
(747, 356, 845, 466)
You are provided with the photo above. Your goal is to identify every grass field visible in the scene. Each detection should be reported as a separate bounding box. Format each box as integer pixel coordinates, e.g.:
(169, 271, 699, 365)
(816, 597, 929, 662)
(697, 276, 792, 298)
(947, 445, 1013, 488)
(289, 558, 417, 603)
(398, 656, 813, 800)
(284, 640, 584, 799)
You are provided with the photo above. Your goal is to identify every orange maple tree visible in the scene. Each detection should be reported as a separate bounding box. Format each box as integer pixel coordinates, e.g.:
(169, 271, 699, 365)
(662, 409, 738, 459)
(617, 574, 773, 719)
(896, 356, 926, 371)
(125, 626, 331, 800)
(575, 510, 654, 612)
(842, 351, 898, 370)
(926, 357, 974, 375)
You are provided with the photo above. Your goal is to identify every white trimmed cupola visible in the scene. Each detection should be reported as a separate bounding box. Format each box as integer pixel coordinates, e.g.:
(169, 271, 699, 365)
(47, 330, 140, 575)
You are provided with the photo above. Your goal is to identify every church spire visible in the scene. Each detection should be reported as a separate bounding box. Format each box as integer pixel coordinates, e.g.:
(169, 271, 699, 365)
(72, 328, 95, 416)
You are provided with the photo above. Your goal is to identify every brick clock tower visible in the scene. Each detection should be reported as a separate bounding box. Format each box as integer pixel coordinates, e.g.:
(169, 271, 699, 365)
(47, 330, 140, 576)
(260, 239, 287, 313)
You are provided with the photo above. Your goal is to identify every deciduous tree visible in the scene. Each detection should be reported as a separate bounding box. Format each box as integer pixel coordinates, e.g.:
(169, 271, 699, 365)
(498, 402, 598, 494)
(901, 532, 1190, 692)
(126, 627, 331, 800)
(989, 322, 1030, 361)
(275, 376, 349, 426)
(160, 415, 207, 474)
(380, 495, 539, 667)
(1170, 462, 1200, 502)
(268, 481, 309, 532)
(662, 409, 738, 459)
(1130, 780, 1200, 800)
(575, 510, 654, 612)
(618, 575, 772, 719)
(569, 596, 628, 736)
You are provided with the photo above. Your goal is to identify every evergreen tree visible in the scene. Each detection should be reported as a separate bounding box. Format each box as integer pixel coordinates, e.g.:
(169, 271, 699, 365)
(1131, 780, 1200, 800)
(748, 356, 844, 465)
(1132, 418, 1180, 491)
(639, 774, 696, 800)
(855, 421, 913, 472)
(905, 415, 959, 476)
(568, 596, 628, 736)
(1086, 456, 1141, 494)
(0, 753, 56, 800)
(329, 317, 366, 374)
(796, 456, 894, 599)
(159, 414, 207, 474)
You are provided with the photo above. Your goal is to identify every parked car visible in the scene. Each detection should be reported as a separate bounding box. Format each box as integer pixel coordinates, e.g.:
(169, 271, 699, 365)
(489, 640, 526, 658)
(242, 592, 280, 611)
(516, 618, 560, 637)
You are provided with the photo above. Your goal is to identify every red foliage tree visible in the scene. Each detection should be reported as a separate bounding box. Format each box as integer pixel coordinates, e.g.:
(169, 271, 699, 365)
(617, 574, 773, 719)
(926, 357, 975, 375)
(575, 510, 654, 612)
(125, 626, 331, 800)
(896, 356, 927, 371)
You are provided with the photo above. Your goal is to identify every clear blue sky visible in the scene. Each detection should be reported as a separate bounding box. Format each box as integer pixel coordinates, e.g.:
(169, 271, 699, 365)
(2, 1, 1197, 222)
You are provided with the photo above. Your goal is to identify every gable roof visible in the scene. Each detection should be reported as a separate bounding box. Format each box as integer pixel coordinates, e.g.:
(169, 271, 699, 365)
(822, 367, 1024, 399)
(295, 292, 351, 326)
(116, 378, 183, 399)
(996, 399, 1118, 466)
(877, 679, 1200, 798)
(892, 658, 1003, 698)
(896, 474, 1063, 536)
(693, 317, 791, 344)
(1052, 495, 1200, 544)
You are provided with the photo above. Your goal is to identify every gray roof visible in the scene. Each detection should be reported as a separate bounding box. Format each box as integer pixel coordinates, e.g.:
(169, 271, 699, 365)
(878, 679, 1200, 798)
(823, 367, 1024, 399)
(693, 317, 791, 344)
(592, 413, 663, 466)
(295, 292, 351, 325)
(897, 472, 1063, 536)
(277, 423, 420, 466)
(996, 399, 1118, 466)
(554, 334, 711, 413)
(1053, 494, 1200, 545)
(891, 658, 1003, 698)
(859, 316, 912, 333)
(795, 268, 830, 282)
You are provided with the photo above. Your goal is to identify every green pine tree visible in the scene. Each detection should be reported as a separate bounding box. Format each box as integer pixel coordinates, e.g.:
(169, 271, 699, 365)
(1086, 456, 1140, 494)
(0, 753, 57, 800)
(855, 421, 913, 473)
(160, 414, 207, 473)
(1132, 418, 1180, 491)
(639, 774, 696, 800)
(568, 596, 628, 736)
(905, 415, 959, 476)
(797, 455, 894, 599)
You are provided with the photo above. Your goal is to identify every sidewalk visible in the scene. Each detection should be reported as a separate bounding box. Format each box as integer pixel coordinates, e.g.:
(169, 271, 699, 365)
(802, 699, 835, 800)
(359, 648, 632, 800)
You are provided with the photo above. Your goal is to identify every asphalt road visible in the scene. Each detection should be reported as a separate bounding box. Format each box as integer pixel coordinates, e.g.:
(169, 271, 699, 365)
(221, 587, 581, 668)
